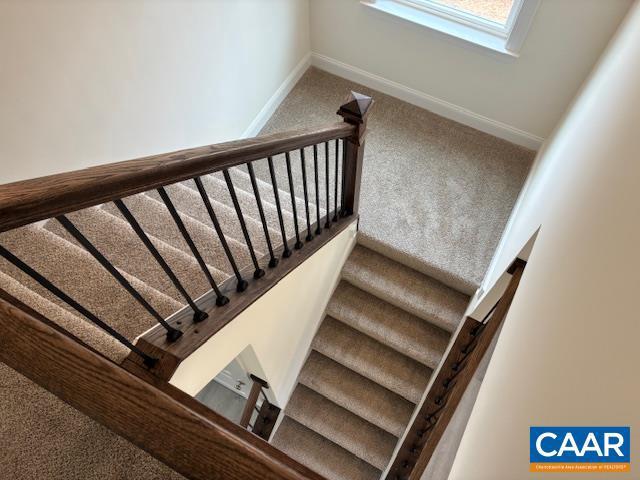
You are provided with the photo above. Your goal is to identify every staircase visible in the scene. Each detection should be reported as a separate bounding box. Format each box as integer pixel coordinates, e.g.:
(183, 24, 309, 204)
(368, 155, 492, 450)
(271, 245, 469, 480)
(0, 171, 469, 480)
(0, 90, 526, 480)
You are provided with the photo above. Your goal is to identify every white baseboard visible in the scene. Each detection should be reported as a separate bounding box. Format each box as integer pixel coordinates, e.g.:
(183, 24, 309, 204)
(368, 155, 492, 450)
(242, 53, 312, 138)
(310, 52, 544, 150)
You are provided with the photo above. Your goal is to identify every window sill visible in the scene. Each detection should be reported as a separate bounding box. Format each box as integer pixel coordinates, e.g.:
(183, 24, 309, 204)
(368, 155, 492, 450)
(360, 0, 520, 58)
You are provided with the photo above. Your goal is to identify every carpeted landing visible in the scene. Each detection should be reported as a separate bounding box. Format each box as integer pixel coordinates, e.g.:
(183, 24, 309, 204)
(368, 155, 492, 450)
(255, 67, 535, 295)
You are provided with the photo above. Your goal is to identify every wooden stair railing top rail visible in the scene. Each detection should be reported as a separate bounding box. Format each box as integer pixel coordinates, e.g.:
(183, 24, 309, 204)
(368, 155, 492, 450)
(0, 288, 328, 480)
(385, 259, 526, 480)
(0, 122, 351, 233)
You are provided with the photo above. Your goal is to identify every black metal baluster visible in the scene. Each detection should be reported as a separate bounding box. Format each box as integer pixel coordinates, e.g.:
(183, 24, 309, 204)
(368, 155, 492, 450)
(193, 177, 248, 293)
(114, 199, 209, 323)
(299, 148, 313, 242)
(313, 144, 322, 236)
(333, 139, 339, 222)
(157, 187, 229, 306)
(246, 163, 278, 269)
(56, 215, 183, 342)
(222, 169, 265, 279)
(267, 157, 292, 258)
(340, 138, 347, 217)
(0, 244, 157, 367)
(324, 142, 331, 229)
(285, 152, 304, 250)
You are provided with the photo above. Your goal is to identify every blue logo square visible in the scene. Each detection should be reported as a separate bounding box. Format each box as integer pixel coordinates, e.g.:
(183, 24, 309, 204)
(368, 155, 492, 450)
(530, 427, 630, 464)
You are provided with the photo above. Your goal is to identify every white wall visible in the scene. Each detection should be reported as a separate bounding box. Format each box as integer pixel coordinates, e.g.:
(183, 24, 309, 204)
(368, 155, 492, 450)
(449, 2, 640, 478)
(0, 0, 310, 184)
(309, 0, 631, 142)
(170, 223, 357, 406)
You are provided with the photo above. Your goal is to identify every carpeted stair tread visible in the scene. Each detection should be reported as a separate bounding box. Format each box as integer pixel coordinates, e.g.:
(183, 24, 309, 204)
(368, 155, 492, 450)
(185, 173, 301, 248)
(299, 351, 414, 437)
(226, 165, 324, 225)
(285, 384, 397, 470)
(248, 149, 337, 216)
(225, 166, 328, 226)
(313, 316, 431, 403)
(271, 417, 381, 480)
(44, 207, 212, 304)
(0, 270, 129, 362)
(342, 245, 468, 333)
(101, 193, 235, 283)
(328, 280, 450, 369)
(0, 226, 181, 344)
(182, 172, 291, 246)
(146, 183, 268, 263)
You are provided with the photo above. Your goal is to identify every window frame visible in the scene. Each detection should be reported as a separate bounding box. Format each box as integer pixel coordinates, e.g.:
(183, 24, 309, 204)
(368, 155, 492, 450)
(361, 0, 541, 57)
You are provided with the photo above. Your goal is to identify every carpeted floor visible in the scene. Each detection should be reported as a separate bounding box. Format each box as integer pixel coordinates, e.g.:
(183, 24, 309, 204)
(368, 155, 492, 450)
(255, 67, 534, 295)
(0, 67, 532, 480)
(0, 272, 184, 480)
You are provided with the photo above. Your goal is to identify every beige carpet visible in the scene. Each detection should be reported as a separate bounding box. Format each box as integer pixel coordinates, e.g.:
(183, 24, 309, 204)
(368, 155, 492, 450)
(255, 67, 534, 295)
(271, 244, 468, 480)
(0, 273, 184, 480)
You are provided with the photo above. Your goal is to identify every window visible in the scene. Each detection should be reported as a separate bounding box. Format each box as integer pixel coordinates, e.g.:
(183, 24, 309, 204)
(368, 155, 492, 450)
(362, 0, 540, 57)
(419, 0, 515, 27)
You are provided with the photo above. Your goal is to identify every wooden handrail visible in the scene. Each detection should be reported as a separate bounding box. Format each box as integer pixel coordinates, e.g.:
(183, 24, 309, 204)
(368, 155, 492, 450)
(0, 122, 354, 233)
(0, 288, 326, 480)
(240, 375, 268, 428)
(385, 259, 526, 480)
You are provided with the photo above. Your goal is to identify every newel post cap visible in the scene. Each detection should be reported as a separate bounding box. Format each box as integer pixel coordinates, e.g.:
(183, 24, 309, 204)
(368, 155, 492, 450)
(337, 91, 374, 125)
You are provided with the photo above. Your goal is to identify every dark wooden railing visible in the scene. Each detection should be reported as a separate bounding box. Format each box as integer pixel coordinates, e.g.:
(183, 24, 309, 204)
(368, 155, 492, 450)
(385, 259, 526, 480)
(0, 289, 324, 480)
(239, 374, 282, 441)
(0, 124, 351, 232)
(0, 92, 373, 379)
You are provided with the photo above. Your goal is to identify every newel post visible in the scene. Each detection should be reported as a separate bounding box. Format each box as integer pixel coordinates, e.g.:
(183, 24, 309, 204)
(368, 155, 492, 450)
(337, 91, 373, 217)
